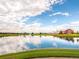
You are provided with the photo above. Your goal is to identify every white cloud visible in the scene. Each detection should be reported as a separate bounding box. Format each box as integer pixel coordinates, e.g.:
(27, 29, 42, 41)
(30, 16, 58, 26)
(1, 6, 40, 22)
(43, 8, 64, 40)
(52, 12, 70, 16)
(54, 0, 64, 4)
(54, 21, 79, 32)
(0, 0, 63, 32)
(70, 21, 79, 26)
(0, 0, 62, 16)
(32, 21, 79, 33)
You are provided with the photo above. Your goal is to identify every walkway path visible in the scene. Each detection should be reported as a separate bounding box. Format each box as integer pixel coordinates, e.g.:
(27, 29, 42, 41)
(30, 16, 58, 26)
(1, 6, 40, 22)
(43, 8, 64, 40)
(33, 57, 79, 59)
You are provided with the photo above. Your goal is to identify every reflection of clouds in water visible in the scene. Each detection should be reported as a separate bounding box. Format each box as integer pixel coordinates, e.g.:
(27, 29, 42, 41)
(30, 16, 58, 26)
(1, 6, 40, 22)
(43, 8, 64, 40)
(0, 36, 29, 55)
(0, 36, 42, 55)
(52, 42, 58, 48)
(40, 36, 58, 48)
(0, 36, 79, 55)
(25, 36, 41, 48)
(40, 36, 79, 48)
(26, 36, 79, 48)
(52, 38, 79, 48)
(28, 36, 41, 46)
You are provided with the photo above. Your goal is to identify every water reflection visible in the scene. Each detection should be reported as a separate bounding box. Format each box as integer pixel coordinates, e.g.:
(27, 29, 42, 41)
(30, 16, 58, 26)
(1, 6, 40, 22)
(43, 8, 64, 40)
(0, 36, 79, 55)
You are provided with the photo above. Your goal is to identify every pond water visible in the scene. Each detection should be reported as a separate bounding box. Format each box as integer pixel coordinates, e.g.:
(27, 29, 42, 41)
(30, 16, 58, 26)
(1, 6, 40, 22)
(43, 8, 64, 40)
(0, 36, 79, 55)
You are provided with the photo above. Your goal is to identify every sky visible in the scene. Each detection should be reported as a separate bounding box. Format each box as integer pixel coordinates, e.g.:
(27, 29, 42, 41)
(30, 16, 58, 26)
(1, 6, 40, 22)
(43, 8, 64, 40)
(0, 0, 79, 33)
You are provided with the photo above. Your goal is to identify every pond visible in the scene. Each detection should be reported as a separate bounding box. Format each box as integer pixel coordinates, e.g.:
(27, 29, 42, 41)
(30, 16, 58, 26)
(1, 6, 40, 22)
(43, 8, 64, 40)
(0, 36, 79, 55)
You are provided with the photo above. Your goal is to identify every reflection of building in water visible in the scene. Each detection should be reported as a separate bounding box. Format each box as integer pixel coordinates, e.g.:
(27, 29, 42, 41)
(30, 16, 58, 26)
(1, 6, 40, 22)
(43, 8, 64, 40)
(73, 38, 79, 43)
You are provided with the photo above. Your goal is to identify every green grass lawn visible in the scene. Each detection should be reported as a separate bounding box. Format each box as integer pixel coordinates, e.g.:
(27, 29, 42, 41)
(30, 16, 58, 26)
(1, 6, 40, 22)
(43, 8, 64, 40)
(0, 48, 79, 59)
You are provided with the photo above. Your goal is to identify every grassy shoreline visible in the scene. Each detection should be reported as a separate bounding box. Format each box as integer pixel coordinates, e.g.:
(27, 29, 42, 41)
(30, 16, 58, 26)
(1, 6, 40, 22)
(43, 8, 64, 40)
(0, 33, 79, 37)
(0, 48, 79, 59)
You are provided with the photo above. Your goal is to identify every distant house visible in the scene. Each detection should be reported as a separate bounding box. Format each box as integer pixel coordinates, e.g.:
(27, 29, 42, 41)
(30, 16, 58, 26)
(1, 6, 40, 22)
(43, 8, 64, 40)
(64, 29, 74, 34)
(59, 29, 74, 34)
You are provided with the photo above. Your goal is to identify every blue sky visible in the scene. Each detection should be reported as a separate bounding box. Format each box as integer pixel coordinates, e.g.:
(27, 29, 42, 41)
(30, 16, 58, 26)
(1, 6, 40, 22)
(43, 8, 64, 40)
(25, 0, 79, 27)
(0, 0, 79, 32)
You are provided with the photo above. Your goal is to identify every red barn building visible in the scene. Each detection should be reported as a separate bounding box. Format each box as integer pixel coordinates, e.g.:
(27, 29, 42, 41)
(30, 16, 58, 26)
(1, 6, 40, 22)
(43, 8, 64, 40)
(64, 29, 74, 34)
(59, 29, 74, 34)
